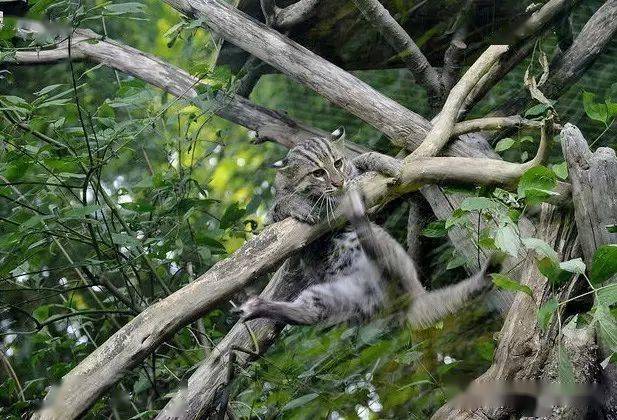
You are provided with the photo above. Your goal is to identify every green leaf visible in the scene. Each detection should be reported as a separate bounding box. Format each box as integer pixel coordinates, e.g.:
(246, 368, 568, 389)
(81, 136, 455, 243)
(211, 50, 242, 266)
(590, 244, 617, 285)
(494, 224, 520, 257)
(595, 305, 617, 353)
(422, 220, 447, 238)
(104, 2, 147, 15)
(219, 202, 247, 229)
(517, 166, 557, 204)
(460, 197, 499, 212)
(522, 237, 559, 262)
(111, 233, 140, 247)
(33, 84, 64, 96)
(491, 273, 533, 297)
(525, 104, 549, 118)
(495, 138, 515, 152)
(583, 91, 609, 125)
(538, 257, 572, 286)
(282, 393, 319, 411)
(597, 284, 617, 307)
(559, 258, 586, 275)
(119, 202, 154, 213)
(62, 205, 101, 219)
(552, 161, 568, 180)
(537, 297, 558, 332)
(607, 225, 617, 234)
(446, 254, 467, 270)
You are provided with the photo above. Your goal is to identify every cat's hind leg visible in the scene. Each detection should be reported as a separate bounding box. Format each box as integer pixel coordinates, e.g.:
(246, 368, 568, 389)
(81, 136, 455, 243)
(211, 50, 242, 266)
(239, 276, 379, 326)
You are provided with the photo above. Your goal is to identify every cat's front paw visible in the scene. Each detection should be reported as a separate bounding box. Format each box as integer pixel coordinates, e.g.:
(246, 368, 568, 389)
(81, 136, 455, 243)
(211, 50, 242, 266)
(381, 159, 403, 178)
(344, 189, 366, 224)
(236, 296, 266, 320)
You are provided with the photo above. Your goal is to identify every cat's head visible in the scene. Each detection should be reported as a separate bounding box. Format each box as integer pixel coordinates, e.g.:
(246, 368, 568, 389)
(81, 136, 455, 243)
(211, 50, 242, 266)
(273, 127, 356, 199)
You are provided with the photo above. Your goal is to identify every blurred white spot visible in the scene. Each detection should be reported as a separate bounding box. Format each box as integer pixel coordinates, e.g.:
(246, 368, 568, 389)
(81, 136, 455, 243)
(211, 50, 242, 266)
(42, 267, 50, 278)
(113, 176, 125, 190)
(5, 347, 14, 357)
(76, 336, 88, 345)
(58, 277, 68, 286)
(66, 321, 80, 336)
(84, 187, 95, 203)
(91, 286, 103, 292)
(136, 230, 145, 240)
(355, 405, 370, 420)
(169, 262, 180, 275)
(247, 131, 256, 139)
(4, 334, 16, 345)
(213, 144, 222, 153)
(169, 151, 179, 169)
(208, 157, 218, 166)
(118, 194, 133, 204)
(260, 180, 269, 189)
(236, 157, 246, 167)
(166, 250, 176, 260)
(444, 355, 456, 365)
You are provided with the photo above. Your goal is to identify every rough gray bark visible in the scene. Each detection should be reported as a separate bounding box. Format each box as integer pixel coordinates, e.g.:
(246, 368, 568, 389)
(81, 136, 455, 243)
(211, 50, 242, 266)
(432, 203, 580, 420)
(433, 123, 617, 420)
(163, 0, 433, 150)
(561, 124, 617, 263)
(158, 256, 304, 420)
(561, 124, 617, 419)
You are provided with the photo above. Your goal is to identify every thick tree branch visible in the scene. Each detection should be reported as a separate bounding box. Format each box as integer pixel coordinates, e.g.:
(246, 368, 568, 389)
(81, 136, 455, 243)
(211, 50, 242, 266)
(351, 0, 442, 105)
(158, 256, 304, 419)
(497, 0, 617, 117)
(406, 45, 508, 160)
(33, 138, 550, 419)
(6, 26, 327, 149)
(163, 0, 433, 150)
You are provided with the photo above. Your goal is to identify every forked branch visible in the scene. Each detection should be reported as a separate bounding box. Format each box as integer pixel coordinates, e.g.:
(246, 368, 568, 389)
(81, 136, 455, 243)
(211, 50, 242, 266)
(407, 45, 509, 160)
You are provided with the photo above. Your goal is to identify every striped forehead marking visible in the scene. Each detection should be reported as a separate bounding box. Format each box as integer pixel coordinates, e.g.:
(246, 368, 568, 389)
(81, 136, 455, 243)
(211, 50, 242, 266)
(291, 137, 336, 166)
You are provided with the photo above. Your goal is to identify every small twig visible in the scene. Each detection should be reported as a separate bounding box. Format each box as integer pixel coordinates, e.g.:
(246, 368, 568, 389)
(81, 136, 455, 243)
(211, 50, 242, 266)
(441, 0, 474, 94)
(273, 0, 321, 29)
(451, 115, 559, 137)
(351, 0, 442, 107)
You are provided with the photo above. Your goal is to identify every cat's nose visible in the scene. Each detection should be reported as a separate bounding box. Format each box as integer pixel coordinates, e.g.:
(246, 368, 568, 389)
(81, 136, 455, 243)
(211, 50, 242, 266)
(331, 178, 344, 188)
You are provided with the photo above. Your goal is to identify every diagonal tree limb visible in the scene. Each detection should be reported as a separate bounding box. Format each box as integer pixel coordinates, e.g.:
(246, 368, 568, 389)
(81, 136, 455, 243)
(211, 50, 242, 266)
(163, 0, 433, 150)
(32, 134, 552, 419)
(460, 0, 582, 116)
(273, 0, 321, 29)
(7, 26, 327, 150)
(493, 0, 617, 118)
(159, 255, 305, 419)
(351, 0, 442, 107)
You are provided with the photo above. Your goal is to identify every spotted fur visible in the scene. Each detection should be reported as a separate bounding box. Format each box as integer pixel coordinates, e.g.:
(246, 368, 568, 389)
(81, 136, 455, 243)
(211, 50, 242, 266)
(240, 128, 494, 328)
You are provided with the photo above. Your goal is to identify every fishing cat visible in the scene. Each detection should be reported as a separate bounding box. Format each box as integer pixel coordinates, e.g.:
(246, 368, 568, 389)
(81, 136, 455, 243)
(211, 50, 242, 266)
(238, 127, 494, 328)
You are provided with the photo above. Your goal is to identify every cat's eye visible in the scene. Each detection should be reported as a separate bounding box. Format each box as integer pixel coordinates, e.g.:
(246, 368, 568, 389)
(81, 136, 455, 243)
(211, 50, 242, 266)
(334, 159, 343, 169)
(312, 168, 326, 178)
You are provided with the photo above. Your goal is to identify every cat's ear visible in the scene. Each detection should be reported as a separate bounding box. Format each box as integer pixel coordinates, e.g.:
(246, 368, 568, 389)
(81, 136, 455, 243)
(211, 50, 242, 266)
(330, 126, 346, 144)
(270, 158, 289, 171)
